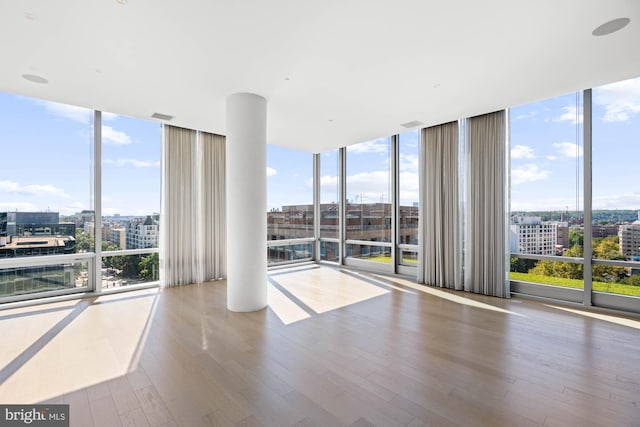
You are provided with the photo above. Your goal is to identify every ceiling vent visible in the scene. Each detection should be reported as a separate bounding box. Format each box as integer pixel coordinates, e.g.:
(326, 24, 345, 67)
(151, 112, 174, 121)
(400, 120, 425, 129)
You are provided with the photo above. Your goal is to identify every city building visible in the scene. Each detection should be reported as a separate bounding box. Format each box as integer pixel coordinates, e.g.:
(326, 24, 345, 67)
(510, 216, 558, 256)
(619, 214, 640, 258)
(126, 216, 159, 249)
(109, 227, 127, 250)
(0, 235, 76, 258)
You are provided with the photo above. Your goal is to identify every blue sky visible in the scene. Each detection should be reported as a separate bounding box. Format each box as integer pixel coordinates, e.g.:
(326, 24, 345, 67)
(511, 76, 640, 212)
(1, 76, 638, 217)
(0, 92, 160, 216)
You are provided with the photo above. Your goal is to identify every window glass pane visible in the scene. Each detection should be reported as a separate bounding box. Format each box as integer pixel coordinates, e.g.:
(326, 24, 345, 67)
(399, 131, 419, 246)
(592, 76, 640, 296)
(345, 243, 391, 263)
(319, 241, 339, 262)
(0, 93, 94, 251)
(267, 145, 314, 240)
(509, 92, 583, 288)
(102, 114, 160, 250)
(268, 243, 313, 264)
(0, 93, 93, 298)
(345, 138, 391, 247)
(320, 149, 339, 239)
(0, 260, 90, 298)
(102, 253, 158, 289)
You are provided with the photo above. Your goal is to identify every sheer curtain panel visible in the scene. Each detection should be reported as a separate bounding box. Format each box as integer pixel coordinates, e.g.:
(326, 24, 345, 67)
(418, 121, 463, 290)
(463, 111, 510, 297)
(160, 125, 226, 287)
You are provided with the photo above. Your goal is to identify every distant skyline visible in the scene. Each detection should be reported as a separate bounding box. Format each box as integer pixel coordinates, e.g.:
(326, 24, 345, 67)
(1, 76, 638, 217)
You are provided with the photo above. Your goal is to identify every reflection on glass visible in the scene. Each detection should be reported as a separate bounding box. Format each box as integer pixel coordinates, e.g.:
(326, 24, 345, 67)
(399, 249, 418, 266)
(0, 261, 89, 297)
(509, 257, 583, 289)
(345, 244, 392, 263)
(320, 241, 339, 262)
(102, 253, 158, 289)
(268, 243, 313, 264)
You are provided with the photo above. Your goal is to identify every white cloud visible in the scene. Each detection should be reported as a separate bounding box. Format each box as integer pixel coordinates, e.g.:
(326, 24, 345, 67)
(0, 180, 71, 198)
(554, 106, 583, 125)
(102, 125, 132, 145)
(110, 158, 160, 168)
(0, 202, 37, 211)
(102, 112, 118, 121)
(345, 171, 391, 202)
(346, 139, 389, 154)
(546, 155, 558, 161)
(399, 153, 419, 173)
(511, 196, 583, 212)
(594, 77, 640, 122)
(511, 145, 536, 159)
(553, 142, 583, 158)
(38, 100, 92, 123)
(511, 164, 550, 185)
(515, 111, 537, 120)
(593, 192, 640, 210)
(399, 171, 419, 205)
(319, 175, 338, 187)
(266, 167, 277, 176)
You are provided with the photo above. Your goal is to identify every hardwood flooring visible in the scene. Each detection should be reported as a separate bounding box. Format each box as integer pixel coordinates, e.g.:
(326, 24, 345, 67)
(0, 264, 639, 426)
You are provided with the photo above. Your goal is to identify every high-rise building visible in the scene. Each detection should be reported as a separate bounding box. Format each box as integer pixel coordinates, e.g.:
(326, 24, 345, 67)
(510, 216, 558, 255)
(126, 216, 159, 249)
(619, 214, 640, 258)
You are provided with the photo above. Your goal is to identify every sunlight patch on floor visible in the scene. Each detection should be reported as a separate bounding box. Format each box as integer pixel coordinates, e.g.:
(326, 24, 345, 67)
(267, 281, 312, 325)
(0, 289, 158, 403)
(271, 267, 389, 314)
(544, 304, 640, 330)
(373, 274, 525, 317)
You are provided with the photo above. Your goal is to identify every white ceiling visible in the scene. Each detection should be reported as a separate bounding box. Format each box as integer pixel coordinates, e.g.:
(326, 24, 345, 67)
(1, 0, 639, 153)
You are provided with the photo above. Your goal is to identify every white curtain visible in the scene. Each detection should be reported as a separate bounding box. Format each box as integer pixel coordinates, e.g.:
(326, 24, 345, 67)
(418, 121, 463, 290)
(463, 111, 510, 297)
(160, 125, 226, 287)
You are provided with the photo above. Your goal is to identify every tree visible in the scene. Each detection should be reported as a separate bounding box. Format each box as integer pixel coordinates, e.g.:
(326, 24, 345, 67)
(75, 230, 93, 252)
(568, 228, 584, 248)
(139, 253, 159, 281)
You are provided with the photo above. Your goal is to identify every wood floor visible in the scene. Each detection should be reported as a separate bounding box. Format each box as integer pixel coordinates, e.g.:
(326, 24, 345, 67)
(1, 264, 639, 427)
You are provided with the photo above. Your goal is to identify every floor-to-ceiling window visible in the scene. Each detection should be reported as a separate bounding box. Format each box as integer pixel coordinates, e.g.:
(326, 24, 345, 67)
(344, 137, 393, 270)
(266, 145, 314, 265)
(0, 93, 94, 301)
(398, 130, 420, 274)
(509, 92, 585, 299)
(592, 76, 640, 299)
(319, 149, 339, 262)
(101, 113, 160, 288)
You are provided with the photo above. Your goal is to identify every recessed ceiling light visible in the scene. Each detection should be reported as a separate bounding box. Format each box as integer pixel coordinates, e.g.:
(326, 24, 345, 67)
(22, 74, 48, 84)
(592, 17, 630, 36)
(151, 112, 173, 121)
(116, 0, 128, 4)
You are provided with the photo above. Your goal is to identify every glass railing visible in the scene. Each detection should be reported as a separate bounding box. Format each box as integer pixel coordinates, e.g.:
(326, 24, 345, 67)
(102, 248, 159, 289)
(0, 253, 93, 302)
